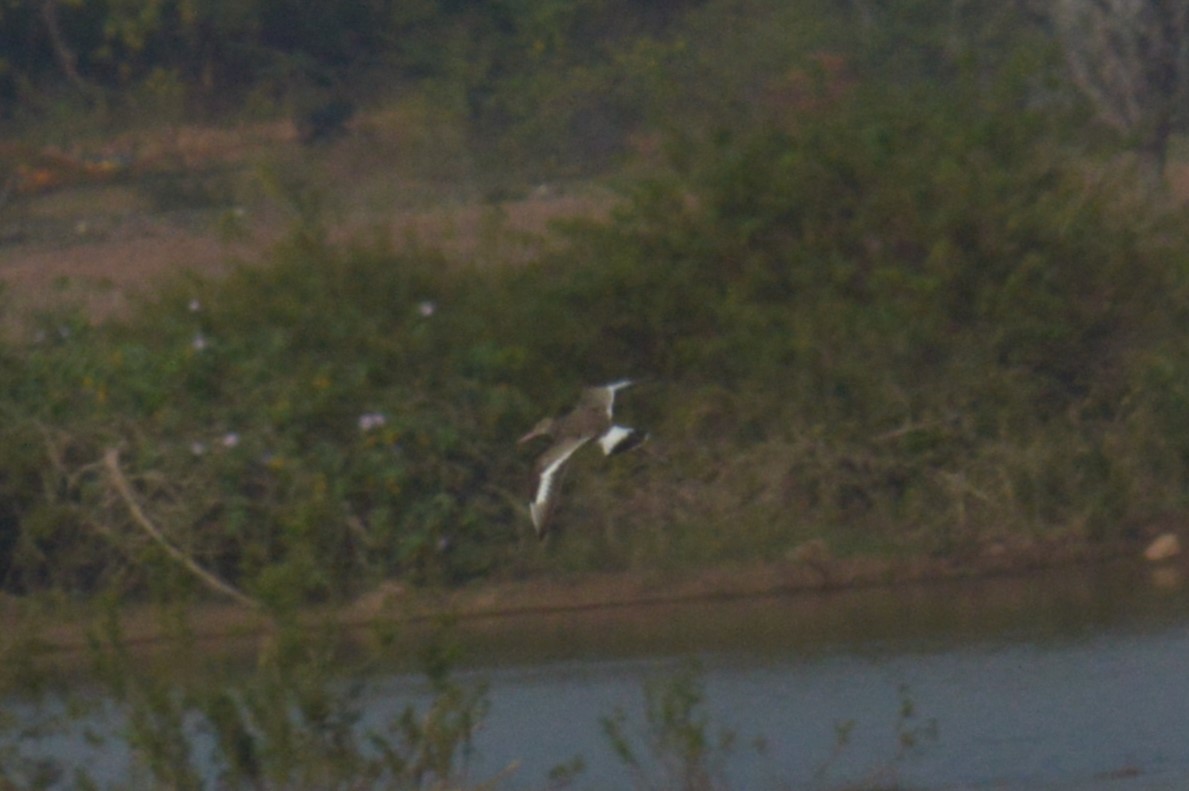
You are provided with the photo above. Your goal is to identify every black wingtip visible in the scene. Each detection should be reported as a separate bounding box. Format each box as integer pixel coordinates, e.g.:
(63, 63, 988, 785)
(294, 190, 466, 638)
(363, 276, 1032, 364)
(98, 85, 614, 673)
(607, 429, 648, 456)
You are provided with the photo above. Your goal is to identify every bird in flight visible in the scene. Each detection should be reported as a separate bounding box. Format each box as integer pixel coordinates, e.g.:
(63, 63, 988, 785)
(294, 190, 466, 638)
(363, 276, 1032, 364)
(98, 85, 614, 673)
(517, 380, 648, 538)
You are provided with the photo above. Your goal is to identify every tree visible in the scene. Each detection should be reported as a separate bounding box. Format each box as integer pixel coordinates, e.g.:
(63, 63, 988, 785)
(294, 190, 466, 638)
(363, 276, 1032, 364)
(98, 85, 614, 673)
(1050, 0, 1189, 185)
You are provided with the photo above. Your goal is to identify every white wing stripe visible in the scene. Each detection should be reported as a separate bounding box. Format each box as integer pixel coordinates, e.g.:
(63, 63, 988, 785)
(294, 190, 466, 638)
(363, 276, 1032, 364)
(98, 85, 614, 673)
(598, 425, 635, 455)
(533, 454, 566, 507)
(532, 439, 587, 510)
(601, 379, 633, 417)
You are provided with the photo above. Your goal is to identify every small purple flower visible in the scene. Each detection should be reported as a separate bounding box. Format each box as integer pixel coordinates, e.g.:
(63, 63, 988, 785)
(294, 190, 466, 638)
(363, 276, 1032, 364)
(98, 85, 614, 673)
(221, 432, 240, 448)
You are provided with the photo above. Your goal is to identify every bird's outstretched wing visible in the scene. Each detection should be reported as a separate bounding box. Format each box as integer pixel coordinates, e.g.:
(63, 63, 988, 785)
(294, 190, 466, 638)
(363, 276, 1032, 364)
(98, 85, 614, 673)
(583, 379, 634, 419)
(530, 437, 590, 537)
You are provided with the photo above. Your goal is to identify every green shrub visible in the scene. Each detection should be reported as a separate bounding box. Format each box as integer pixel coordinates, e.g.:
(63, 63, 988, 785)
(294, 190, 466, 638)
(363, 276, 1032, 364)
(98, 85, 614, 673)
(1, 74, 1188, 601)
(502, 84, 1189, 551)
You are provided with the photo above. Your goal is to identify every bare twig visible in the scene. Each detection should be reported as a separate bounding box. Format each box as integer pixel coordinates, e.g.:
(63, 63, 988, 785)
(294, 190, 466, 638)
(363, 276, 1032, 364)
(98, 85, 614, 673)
(40, 0, 100, 98)
(103, 447, 262, 610)
(871, 418, 952, 443)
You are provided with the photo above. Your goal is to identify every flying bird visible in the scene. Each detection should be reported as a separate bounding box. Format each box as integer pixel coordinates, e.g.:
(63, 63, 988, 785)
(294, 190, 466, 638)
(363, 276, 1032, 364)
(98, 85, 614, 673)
(517, 380, 648, 538)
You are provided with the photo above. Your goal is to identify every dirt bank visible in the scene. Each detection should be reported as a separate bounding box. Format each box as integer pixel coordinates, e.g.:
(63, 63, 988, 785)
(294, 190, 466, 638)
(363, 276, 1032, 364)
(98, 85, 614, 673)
(9, 533, 1171, 671)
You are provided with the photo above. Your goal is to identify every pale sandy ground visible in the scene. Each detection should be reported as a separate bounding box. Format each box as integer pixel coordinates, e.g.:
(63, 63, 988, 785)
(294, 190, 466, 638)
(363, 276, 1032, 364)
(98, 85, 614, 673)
(0, 187, 612, 332)
(0, 116, 615, 333)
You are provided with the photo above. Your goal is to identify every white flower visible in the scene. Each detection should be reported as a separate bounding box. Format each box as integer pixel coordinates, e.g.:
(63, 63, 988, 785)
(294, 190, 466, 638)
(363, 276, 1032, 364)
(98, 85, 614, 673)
(188, 299, 202, 313)
(192, 333, 209, 351)
(417, 301, 436, 317)
(358, 412, 387, 432)
(190, 441, 208, 456)
(221, 432, 240, 448)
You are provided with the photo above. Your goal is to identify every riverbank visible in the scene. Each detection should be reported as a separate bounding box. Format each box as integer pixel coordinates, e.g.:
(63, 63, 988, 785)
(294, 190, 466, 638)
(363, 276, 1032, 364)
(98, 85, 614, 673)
(3, 112, 1189, 686)
(10, 546, 1189, 791)
(8, 532, 1177, 673)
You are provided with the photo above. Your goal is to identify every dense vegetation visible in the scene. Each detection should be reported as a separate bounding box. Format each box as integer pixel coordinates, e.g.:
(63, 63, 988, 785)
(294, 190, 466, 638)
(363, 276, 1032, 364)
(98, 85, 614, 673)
(0, 2, 1187, 788)
(3, 0, 705, 175)
(0, 0, 1187, 607)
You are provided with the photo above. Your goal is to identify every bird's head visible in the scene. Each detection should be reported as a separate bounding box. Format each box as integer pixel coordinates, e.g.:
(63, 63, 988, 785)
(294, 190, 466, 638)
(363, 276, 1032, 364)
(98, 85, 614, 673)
(517, 417, 555, 445)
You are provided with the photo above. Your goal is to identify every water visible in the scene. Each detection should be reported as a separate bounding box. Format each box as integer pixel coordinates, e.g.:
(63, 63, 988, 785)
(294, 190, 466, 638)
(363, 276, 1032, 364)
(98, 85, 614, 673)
(423, 563, 1189, 789)
(452, 632, 1189, 789)
(6, 562, 1189, 789)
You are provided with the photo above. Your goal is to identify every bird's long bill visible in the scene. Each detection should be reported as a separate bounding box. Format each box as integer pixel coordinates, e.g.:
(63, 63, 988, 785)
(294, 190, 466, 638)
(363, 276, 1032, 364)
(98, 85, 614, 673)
(518, 418, 553, 444)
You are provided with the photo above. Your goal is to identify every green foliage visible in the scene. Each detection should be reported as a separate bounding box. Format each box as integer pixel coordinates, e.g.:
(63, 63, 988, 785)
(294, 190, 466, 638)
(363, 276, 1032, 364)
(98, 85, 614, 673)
(511, 82, 1189, 552)
(602, 660, 738, 791)
(812, 684, 939, 790)
(4, 2, 1189, 786)
(0, 0, 1187, 600)
(604, 666, 940, 791)
(79, 607, 492, 789)
(2, 75, 1189, 598)
(0, 217, 540, 599)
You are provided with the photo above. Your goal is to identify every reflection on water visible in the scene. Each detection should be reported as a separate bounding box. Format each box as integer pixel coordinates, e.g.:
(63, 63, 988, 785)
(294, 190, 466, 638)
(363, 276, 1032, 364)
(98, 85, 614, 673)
(7, 561, 1189, 789)
(451, 622, 1189, 789)
(438, 561, 1189, 669)
(435, 562, 1189, 789)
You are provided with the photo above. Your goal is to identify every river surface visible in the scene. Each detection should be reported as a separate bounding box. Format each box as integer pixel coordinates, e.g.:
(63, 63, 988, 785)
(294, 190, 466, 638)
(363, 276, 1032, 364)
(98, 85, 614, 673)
(7, 561, 1189, 789)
